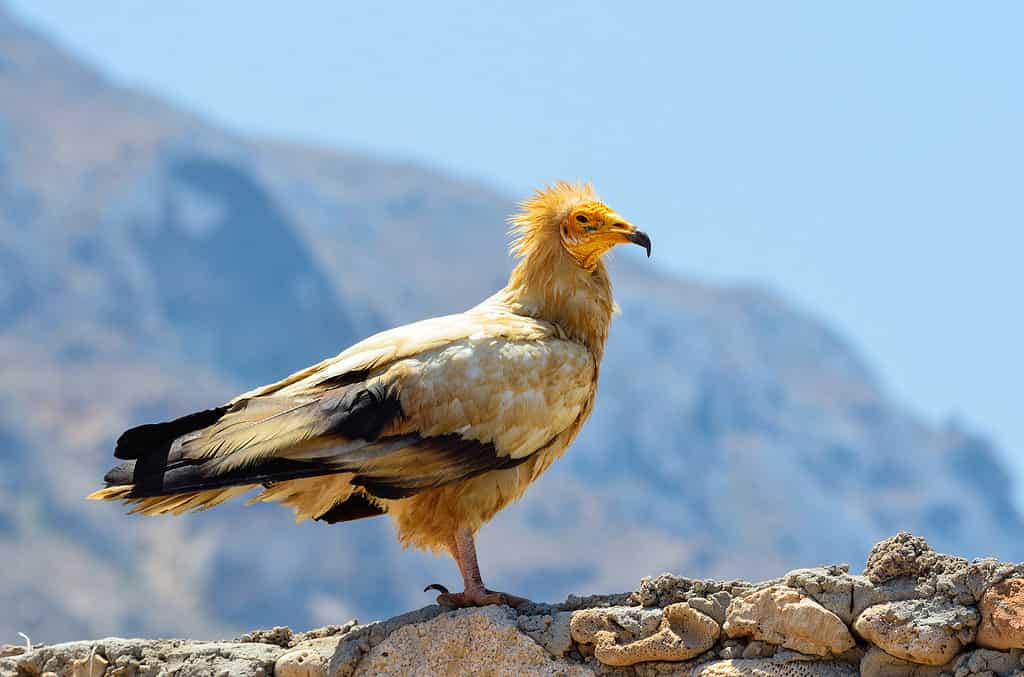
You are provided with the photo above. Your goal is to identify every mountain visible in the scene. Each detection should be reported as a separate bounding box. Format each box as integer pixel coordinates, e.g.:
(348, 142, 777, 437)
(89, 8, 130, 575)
(0, 6, 1019, 644)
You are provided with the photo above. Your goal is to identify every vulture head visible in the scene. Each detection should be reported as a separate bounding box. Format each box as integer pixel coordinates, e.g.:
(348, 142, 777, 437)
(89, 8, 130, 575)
(509, 181, 651, 272)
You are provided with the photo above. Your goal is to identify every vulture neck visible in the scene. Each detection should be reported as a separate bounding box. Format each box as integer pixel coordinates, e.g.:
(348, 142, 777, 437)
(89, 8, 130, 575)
(500, 241, 615, 360)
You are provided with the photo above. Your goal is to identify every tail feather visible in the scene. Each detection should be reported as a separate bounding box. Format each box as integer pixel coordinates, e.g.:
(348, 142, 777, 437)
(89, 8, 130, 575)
(115, 406, 229, 460)
(88, 485, 257, 515)
(91, 378, 407, 522)
(87, 486, 134, 501)
(98, 455, 348, 498)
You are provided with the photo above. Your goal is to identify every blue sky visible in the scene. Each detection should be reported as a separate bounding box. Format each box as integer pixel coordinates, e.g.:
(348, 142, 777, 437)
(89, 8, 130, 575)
(9, 2, 1023, 502)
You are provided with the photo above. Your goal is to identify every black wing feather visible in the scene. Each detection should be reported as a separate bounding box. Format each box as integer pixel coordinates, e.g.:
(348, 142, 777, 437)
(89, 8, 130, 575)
(103, 379, 536, 507)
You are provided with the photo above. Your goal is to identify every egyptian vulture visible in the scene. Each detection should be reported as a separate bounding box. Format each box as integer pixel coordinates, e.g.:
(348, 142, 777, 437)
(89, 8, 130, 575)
(90, 181, 652, 607)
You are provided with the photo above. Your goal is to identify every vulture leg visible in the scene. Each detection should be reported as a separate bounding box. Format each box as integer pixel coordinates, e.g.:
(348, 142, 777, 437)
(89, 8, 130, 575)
(432, 528, 530, 609)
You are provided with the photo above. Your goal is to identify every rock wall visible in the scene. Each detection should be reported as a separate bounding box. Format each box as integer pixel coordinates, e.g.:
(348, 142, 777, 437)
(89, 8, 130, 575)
(3, 533, 1022, 677)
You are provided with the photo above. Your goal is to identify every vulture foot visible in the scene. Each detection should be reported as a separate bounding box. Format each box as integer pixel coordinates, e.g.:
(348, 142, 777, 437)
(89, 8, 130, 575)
(425, 583, 530, 609)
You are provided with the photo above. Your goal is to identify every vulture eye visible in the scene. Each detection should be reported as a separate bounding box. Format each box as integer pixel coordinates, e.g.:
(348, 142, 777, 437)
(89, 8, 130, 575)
(575, 213, 597, 232)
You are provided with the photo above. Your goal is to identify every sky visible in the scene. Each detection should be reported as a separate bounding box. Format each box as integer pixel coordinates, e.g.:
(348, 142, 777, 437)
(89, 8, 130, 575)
(8, 2, 1023, 502)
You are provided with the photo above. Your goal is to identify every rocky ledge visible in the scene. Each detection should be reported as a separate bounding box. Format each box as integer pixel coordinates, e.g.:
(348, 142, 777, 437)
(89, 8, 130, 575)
(3, 532, 1023, 677)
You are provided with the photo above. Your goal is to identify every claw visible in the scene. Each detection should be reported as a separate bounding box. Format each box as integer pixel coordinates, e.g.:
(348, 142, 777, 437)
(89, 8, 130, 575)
(431, 587, 532, 609)
(436, 592, 461, 609)
(424, 583, 450, 595)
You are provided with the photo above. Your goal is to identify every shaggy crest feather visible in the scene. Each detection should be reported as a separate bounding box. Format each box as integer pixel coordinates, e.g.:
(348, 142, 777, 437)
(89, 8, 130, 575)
(508, 180, 599, 260)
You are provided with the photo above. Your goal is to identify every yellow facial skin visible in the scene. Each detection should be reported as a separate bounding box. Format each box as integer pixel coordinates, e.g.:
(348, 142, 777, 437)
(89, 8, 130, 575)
(561, 201, 652, 271)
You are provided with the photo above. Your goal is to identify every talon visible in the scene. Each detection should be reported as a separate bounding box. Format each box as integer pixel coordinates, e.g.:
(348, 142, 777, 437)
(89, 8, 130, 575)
(436, 592, 462, 608)
(424, 583, 450, 595)
(488, 590, 531, 608)
(429, 587, 532, 609)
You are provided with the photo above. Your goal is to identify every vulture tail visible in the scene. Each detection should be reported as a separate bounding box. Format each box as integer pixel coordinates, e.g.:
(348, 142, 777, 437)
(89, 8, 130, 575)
(89, 455, 366, 518)
(87, 389, 402, 520)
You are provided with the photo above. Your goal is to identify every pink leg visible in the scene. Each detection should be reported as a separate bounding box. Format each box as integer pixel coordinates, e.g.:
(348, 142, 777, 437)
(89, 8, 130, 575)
(427, 528, 530, 608)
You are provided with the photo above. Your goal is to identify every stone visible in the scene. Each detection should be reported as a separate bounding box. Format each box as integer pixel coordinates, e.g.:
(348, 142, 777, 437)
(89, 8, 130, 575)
(865, 532, 940, 584)
(632, 574, 754, 610)
(236, 625, 295, 647)
(950, 649, 1022, 677)
(518, 611, 575, 657)
(161, 641, 283, 676)
(740, 641, 777, 659)
(571, 605, 664, 643)
(570, 602, 720, 666)
(645, 655, 859, 677)
(859, 646, 951, 677)
(326, 639, 366, 677)
(4, 533, 1020, 677)
(320, 605, 447, 676)
(977, 578, 1024, 650)
(276, 638, 344, 677)
(718, 640, 745, 660)
(353, 606, 591, 676)
(723, 586, 855, 657)
(851, 576, 923, 619)
(1, 638, 282, 677)
(71, 653, 108, 677)
(784, 567, 856, 625)
(853, 599, 979, 666)
(863, 533, 970, 588)
(689, 592, 733, 626)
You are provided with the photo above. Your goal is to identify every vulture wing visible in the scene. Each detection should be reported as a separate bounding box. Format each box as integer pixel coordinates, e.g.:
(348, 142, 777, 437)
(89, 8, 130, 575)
(91, 310, 596, 521)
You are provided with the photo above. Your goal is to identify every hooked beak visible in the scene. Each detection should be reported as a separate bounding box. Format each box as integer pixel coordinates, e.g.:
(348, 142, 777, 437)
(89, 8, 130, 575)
(628, 230, 652, 258)
(605, 212, 653, 258)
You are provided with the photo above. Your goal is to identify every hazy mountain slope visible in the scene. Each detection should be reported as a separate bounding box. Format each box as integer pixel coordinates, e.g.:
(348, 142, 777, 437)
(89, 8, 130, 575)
(0, 5, 1018, 644)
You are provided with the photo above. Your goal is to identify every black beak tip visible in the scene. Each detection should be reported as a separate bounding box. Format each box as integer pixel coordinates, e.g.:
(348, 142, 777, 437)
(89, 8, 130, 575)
(629, 230, 652, 258)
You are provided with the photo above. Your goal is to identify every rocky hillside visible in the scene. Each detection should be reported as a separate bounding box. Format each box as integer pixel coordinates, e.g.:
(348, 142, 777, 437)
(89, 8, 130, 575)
(0, 5, 1021, 645)
(3, 533, 1023, 677)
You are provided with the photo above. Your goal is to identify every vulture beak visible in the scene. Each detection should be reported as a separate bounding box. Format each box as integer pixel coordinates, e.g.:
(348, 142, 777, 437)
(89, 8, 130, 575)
(628, 230, 652, 258)
(605, 212, 653, 258)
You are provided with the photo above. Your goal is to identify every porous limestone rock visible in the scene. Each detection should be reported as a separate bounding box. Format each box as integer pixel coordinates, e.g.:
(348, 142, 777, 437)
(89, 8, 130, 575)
(3, 638, 283, 677)
(977, 577, 1024, 650)
(865, 532, 943, 584)
(949, 648, 1023, 677)
(862, 532, 972, 596)
(784, 566, 856, 625)
(236, 625, 295, 647)
(322, 604, 446, 676)
(353, 605, 590, 677)
(858, 646, 951, 677)
(741, 640, 779, 659)
(153, 640, 284, 676)
(570, 605, 663, 645)
(275, 636, 344, 677)
(635, 653, 859, 677)
(4, 533, 1020, 677)
(723, 585, 855, 657)
(570, 602, 720, 667)
(851, 576, 924, 620)
(688, 593, 734, 626)
(519, 611, 575, 657)
(632, 574, 751, 611)
(277, 648, 325, 677)
(853, 599, 979, 666)
(71, 653, 107, 677)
